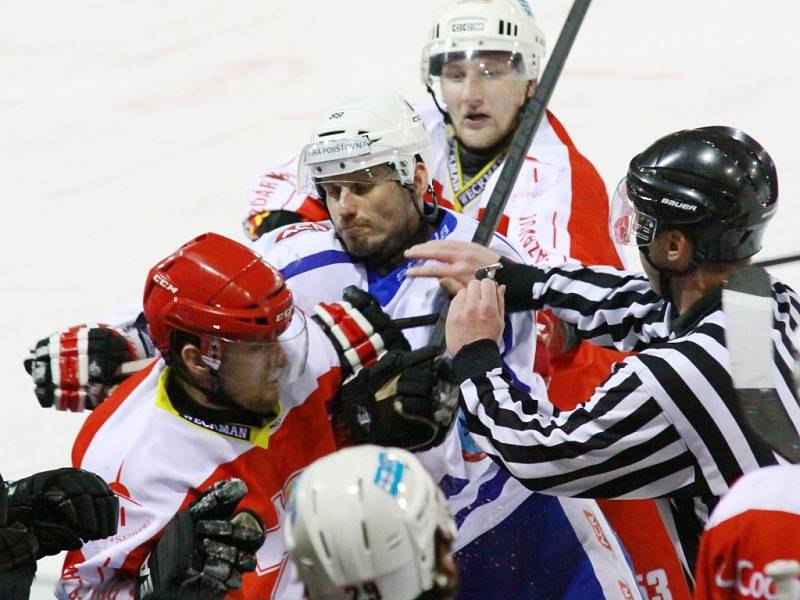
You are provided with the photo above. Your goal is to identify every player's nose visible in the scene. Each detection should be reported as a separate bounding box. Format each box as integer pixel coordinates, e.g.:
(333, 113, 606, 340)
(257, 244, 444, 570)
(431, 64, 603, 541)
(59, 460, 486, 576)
(336, 186, 359, 217)
(460, 70, 484, 104)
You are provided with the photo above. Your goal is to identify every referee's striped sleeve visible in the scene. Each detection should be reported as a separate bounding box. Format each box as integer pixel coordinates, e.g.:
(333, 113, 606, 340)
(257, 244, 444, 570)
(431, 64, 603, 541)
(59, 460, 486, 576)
(452, 339, 696, 498)
(500, 262, 673, 352)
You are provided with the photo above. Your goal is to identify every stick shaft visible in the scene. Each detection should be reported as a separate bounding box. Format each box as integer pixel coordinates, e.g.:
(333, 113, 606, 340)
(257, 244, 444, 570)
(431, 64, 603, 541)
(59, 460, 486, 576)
(755, 253, 800, 268)
(428, 0, 593, 350)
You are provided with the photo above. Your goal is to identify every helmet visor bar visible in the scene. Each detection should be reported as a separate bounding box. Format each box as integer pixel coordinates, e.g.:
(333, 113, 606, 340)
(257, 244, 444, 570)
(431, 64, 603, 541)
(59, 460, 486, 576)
(421, 39, 538, 83)
(610, 178, 658, 247)
(428, 49, 529, 82)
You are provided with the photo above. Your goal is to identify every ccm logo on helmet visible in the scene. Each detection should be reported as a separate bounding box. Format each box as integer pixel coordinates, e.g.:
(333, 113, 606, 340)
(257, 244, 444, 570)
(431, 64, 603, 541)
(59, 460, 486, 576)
(451, 22, 485, 32)
(152, 273, 178, 294)
(660, 198, 697, 212)
(276, 306, 293, 322)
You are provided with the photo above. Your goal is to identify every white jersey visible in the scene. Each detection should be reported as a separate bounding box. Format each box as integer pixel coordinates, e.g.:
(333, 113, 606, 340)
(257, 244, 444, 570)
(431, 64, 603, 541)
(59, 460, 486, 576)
(250, 209, 642, 600)
(243, 99, 625, 270)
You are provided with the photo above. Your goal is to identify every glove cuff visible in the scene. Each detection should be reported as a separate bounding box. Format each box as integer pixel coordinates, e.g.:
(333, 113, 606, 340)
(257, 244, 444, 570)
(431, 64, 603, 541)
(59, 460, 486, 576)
(313, 301, 385, 377)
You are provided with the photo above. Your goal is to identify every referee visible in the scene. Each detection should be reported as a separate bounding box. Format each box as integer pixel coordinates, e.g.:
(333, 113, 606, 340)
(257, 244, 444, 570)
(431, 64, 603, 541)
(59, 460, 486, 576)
(406, 126, 800, 579)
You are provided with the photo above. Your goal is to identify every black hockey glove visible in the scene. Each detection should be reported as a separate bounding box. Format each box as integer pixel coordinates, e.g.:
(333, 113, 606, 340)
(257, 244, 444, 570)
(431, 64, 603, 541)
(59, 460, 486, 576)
(0, 474, 38, 576)
(5, 467, 118, 558)
(335, 345, 459, 451)
(137, 478, 265, 600)
(313, 286, 411, 379)
(0, 524, 39, 574)
(24, 322, 154, 411)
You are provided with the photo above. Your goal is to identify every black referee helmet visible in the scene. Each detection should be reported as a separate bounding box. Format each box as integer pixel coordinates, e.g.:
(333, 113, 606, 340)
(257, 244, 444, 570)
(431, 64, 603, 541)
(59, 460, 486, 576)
(626, 126, 778, 263)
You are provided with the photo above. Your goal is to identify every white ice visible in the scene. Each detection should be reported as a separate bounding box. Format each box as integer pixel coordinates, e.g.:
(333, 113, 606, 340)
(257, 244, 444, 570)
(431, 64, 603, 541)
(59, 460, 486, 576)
(2, 1, 798, 596)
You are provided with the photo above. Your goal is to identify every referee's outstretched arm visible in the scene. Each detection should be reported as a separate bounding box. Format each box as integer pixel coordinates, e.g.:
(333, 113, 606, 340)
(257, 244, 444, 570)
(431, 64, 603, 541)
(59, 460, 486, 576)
(453, 336, 696, 497)
(446, 278, 696, 499)
(492, 260, 673, 352)
(446, 272, 800, 503)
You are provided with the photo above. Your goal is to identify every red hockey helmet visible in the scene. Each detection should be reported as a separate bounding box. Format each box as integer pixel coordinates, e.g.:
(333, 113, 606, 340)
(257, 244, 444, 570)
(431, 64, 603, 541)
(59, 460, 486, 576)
(143, 232, 295, 355)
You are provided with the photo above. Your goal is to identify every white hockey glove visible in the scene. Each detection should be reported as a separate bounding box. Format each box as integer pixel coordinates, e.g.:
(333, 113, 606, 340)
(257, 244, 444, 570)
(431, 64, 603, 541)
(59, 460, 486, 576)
(23, 323, 154, 411)
(313, 286, 410, 379)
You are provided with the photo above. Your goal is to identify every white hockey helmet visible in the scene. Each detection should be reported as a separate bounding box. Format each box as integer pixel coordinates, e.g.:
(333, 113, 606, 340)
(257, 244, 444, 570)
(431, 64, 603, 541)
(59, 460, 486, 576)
(421, 0, 546, 86)
(297, 93, 434, 198)
(284, 445, 456, 600)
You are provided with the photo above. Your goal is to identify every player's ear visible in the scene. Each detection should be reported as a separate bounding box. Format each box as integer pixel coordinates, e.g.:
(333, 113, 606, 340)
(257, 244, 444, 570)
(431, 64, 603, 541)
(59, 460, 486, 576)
(664, 229, 693, 270)
(413, 162, 428, 201)
(180, 344, 210, 379)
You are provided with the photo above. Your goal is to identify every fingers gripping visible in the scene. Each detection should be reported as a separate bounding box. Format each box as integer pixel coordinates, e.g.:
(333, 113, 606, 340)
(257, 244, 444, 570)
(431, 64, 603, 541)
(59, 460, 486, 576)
(337, 346, 459, 451)
(140, 478, 265, 599)
(188, 478, 248, 521)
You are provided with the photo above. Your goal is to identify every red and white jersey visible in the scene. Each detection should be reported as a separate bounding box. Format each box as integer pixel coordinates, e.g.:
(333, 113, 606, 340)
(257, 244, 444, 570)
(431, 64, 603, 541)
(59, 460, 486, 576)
(416, 99, 626, 268)
(56, 320, 342, 600)
(242, 99, 625, 270)
(694, 465, 800, 600)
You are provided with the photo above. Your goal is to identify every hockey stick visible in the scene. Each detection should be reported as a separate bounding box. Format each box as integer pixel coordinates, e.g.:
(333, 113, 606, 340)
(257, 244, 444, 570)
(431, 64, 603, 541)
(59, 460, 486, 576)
(724, 265, 800, 462)
(755, 252, 800, 268)
(427, 0, 593, 350)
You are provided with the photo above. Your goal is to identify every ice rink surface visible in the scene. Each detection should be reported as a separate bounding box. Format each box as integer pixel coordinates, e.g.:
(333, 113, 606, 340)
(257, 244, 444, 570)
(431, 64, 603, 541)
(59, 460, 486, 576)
(2, 0, 799, 595)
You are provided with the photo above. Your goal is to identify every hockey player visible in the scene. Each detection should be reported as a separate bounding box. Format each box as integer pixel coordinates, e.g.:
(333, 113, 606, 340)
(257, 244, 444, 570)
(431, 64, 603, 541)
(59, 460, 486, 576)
(55, 232, 431, 599)
(693, 465, 800, 600)
(51, 231, 452, 600)
(417, 126, 800, 584)
(241, 1, 682, 591)
(243, 0, 625, 403)
(253, 93, 642, 599)
(284, 445, 459, 600)
(0, 468, 118, 600)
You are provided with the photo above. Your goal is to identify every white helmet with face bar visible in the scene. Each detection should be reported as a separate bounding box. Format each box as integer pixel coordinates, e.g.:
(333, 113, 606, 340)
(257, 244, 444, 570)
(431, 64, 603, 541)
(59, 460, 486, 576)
(284, 445, 457, 600)
(297, 93, 434, 198)
(421, 0, 546, 86)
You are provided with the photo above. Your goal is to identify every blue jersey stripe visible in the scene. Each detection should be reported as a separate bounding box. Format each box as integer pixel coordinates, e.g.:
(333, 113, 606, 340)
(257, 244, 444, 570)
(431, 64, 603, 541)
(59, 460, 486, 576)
(280, 250, 354, 280)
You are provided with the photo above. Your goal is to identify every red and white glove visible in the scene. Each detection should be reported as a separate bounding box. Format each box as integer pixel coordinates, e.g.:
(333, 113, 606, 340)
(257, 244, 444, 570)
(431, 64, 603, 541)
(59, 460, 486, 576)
(312, 286, 410, 379)
(23, 323, 154, 412)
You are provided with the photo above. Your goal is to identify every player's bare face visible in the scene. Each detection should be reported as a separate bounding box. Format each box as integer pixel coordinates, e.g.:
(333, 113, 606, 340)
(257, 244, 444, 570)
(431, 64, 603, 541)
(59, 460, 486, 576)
(440, 55, 530, 150)
(323, 172, 421, 267)
(218, 342, 287, 415)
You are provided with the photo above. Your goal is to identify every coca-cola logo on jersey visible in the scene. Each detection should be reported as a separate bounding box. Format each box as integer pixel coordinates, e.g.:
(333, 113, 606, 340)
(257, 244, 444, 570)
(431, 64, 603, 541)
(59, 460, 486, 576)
(715, 560, 777, 599)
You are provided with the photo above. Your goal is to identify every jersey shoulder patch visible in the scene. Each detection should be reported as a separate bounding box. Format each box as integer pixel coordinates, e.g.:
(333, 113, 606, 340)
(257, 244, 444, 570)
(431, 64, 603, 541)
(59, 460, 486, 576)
(275, 221, 331, 242)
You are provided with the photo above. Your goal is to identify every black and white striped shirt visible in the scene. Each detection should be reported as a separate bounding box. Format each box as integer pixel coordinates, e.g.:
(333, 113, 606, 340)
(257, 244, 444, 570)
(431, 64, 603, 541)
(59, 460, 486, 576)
(452, 263, 800, 575)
